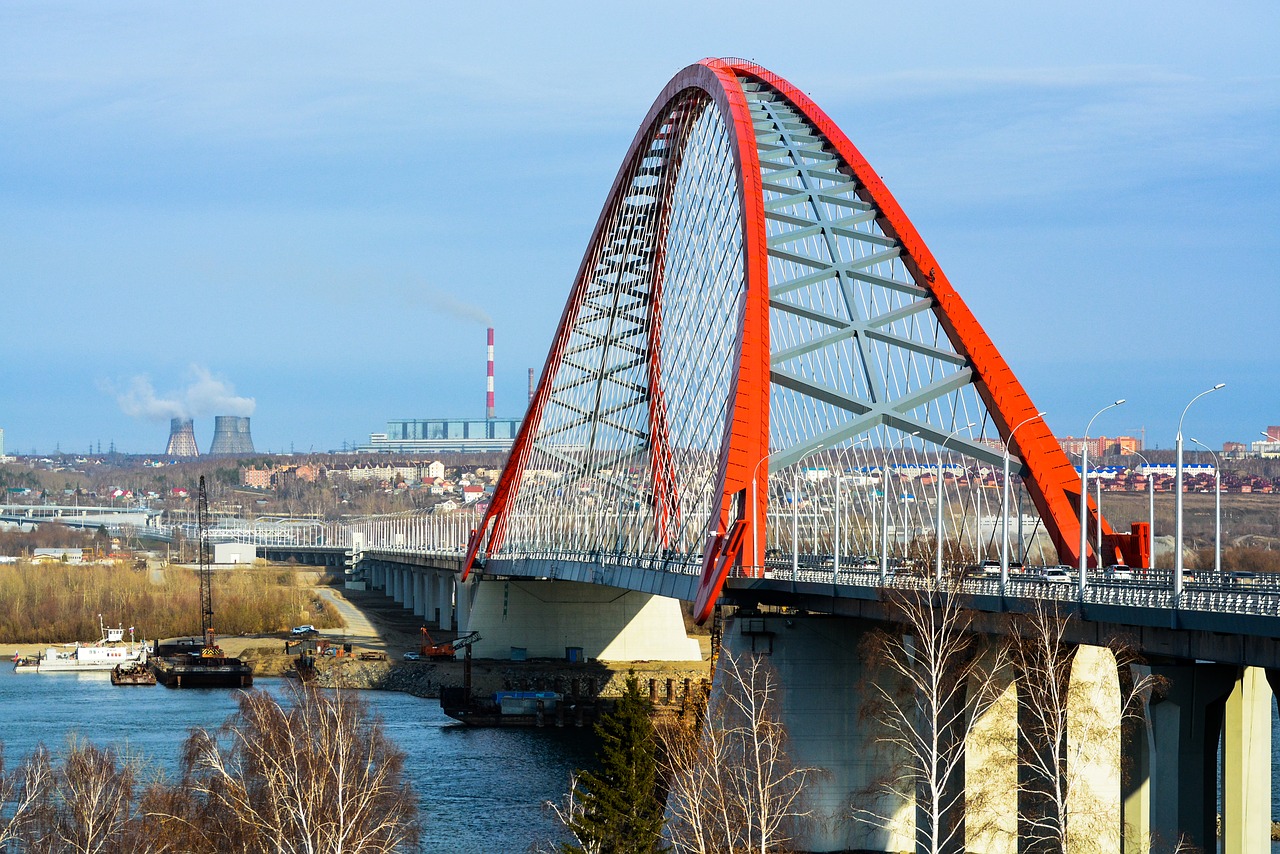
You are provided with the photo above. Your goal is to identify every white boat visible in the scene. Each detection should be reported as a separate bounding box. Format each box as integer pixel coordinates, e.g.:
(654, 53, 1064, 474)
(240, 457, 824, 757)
(13, 619, 148, 673)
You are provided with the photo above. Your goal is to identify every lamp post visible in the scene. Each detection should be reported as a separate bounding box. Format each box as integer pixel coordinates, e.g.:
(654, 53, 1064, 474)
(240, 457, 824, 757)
(1133, 451, 1156, 569)
(1001, 411, 1045, 594)
(750, 452, 774, 571)
(881, 431, 920, 584)
(1190, 438, 1222, 575)
(1079, 399, 1126, 599)
(1175, 384, 1225, 602)
(833, 436, 871, 583)
(791, 444, 825, 584)
(936, 422, 975, 585)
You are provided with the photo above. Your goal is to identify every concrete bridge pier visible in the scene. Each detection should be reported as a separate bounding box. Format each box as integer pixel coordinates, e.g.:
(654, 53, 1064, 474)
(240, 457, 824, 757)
(421, 570, 437, 625)
(1140, 663, 1238, 852)
(411, 572, 425, 618)
(459, 578, 699, 662)
(719, 613, 913, 853)
(437, 573, 454, 631)
(1224, 667, 1272, 854)
(965, 639, 1018, 854)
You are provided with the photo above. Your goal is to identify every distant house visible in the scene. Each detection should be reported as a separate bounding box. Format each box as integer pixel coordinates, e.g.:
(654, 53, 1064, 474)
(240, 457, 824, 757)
(33, 548, 83, 564)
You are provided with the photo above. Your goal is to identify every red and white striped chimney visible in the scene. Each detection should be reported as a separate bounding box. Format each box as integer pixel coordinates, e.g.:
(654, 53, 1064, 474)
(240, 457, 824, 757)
(486, 327, 495, 420)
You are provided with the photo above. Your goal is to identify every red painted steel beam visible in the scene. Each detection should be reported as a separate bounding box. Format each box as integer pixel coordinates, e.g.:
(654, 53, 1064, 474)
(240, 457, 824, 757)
(720, 59, 1114, 568)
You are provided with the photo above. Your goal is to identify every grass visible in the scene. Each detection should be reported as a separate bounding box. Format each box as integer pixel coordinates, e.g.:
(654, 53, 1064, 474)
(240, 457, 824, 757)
(0, 564, 342, 644)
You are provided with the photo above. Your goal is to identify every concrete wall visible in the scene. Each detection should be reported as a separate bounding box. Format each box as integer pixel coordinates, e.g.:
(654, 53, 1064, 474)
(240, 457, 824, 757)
(213, 542, 257, 565)
(462, 578, 701, 662)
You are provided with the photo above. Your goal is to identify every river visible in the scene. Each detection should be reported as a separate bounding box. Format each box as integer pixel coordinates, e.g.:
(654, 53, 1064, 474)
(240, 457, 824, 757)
(2, 669, 1278, 851)
(0, 669, 597, 853)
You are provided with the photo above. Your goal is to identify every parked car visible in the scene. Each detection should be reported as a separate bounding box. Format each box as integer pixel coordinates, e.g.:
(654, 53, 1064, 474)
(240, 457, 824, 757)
(291, 625, 317, 636)
(402, 651, 421, 661)
(1103, 565, 1133, 581)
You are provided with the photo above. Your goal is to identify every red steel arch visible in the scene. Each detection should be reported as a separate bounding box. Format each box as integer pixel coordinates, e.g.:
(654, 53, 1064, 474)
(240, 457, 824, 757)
(467, 59, 1123, 621)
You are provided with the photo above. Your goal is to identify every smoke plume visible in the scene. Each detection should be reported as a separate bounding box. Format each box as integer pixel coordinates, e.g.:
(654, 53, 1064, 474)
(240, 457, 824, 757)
(112, 365, 256, 421)
(420, 288, 492, 325)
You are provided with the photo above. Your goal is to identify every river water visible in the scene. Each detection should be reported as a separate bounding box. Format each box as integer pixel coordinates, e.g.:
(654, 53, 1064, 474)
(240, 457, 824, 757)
(0, 669, 597, 853)
(3, 669, 1279, 852)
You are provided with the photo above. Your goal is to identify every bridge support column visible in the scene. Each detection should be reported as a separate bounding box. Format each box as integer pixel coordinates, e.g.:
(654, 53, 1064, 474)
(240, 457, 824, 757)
(412, 572, 425, 617)
(422, 571, 437, 625)
(392, 568, 405, 605)
(437, 574, 452, 631)
(965, 640, 1017, 854)
(1223, 667, 1271, 854)
(1121, 666, 1154, 854)
(1066, 644, 1122, 854)
(720, 613, 912, 853)
(463, 579, 698, 662)
(1146, 663, 1236, 852)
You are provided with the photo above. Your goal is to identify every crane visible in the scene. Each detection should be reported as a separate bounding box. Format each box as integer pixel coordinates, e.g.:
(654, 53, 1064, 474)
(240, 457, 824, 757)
(196, 476, 221, 658)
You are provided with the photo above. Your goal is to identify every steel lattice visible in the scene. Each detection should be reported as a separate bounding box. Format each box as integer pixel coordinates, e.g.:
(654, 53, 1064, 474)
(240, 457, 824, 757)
(467, 59, 1131, 619)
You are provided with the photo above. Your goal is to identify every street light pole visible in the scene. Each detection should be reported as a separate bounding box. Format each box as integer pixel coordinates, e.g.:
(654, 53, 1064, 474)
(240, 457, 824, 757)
(1002, 411, 1046, 594)
(1191, 438, 1222, 575)
(881, 431, 920, 585)
(750, 452, 774, 571)
(936, 422, 975, 585)
(791, 444, 825, 584)
(1079, 399, 1125, 599)
(1133, 451, 1156, 569)
(1175, 384, 1225, 602)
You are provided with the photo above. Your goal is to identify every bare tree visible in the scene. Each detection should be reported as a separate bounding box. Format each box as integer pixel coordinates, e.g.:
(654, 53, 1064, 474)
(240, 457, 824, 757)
(659, 651, 814, 853)
(0, 743, 50, 851)
(1012, 602, 1164, 854)
(16, 739, 142, 854)
(855, 578, 1014, 854)
(544, 772, 605, 854)
(170, 686, 419, 854)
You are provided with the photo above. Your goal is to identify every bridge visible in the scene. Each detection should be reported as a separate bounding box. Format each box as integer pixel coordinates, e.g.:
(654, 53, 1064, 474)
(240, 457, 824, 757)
(14, 57, 1272, 852)
(327, 58, 1276, 852)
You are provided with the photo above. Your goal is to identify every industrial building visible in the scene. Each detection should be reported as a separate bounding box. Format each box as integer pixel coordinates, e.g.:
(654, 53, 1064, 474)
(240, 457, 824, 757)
(360, 418, 522, 454)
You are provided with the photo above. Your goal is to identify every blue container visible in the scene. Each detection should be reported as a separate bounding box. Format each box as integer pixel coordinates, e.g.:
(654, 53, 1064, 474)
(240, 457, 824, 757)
(565, 647, 584, 663)
(510, 647, 527, 661)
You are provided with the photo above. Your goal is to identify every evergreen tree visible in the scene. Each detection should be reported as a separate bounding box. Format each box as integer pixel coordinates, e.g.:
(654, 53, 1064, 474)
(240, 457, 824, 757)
(563, 673, 666, 853)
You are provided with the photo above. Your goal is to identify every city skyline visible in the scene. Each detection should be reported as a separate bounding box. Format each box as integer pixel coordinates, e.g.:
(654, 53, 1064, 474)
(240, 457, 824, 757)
(2, 2, 1277, 454)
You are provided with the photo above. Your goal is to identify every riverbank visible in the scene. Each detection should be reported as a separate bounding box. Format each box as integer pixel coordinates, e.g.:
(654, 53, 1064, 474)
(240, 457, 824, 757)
(1, 581, 715, 702)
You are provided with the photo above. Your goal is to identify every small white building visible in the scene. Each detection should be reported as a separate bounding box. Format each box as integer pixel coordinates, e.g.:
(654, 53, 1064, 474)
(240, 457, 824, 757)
(213, 542, 257, 565)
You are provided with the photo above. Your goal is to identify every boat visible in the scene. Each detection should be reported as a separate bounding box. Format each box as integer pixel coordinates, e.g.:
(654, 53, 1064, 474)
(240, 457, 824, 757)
(13, 619, 148, 674)
(111, 659, 156, 686)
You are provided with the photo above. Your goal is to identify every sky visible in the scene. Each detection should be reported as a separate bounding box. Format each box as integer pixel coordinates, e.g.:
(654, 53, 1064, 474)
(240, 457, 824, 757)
(2, 1, 1277, 455)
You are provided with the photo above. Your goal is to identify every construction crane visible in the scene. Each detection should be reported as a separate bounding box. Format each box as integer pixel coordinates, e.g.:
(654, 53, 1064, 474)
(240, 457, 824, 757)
(196, 476, 221, 658)
(420, 627, 480, 660)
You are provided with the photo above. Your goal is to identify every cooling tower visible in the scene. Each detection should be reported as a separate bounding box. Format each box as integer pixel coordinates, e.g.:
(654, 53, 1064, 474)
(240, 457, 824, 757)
(165, 418, 200, 457)
(208, 416, 255, 455)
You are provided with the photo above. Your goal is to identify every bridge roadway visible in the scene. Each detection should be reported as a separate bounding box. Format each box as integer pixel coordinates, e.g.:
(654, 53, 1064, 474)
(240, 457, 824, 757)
(257, 541, 1280, 670)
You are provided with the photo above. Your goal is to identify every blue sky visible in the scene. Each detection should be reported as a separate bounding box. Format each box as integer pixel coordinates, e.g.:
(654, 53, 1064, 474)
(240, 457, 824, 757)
(2, 1, 1277, 455)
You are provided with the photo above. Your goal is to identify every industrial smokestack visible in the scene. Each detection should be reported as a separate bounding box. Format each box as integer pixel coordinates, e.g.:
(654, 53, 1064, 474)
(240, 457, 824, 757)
(528, 367, 534, 405)
(208, 416, 255, 455)
(165, 418, 200, 457)
(486, 327, 495, 420)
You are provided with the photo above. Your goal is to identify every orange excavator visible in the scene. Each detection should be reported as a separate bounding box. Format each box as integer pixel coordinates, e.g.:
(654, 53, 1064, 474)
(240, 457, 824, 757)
(420, 628, 481, 661)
